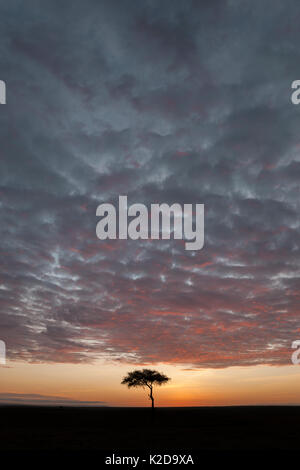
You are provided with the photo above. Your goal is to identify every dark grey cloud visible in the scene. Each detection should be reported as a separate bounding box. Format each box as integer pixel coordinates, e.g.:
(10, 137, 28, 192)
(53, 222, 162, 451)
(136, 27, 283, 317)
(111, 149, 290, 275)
(0, 0, 300, 368)
(0, 393, 107, 406)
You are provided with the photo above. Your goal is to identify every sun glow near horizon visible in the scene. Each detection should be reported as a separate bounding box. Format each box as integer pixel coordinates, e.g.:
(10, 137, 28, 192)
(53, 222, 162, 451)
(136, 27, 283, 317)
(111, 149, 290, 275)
(1, 360, 300, 407)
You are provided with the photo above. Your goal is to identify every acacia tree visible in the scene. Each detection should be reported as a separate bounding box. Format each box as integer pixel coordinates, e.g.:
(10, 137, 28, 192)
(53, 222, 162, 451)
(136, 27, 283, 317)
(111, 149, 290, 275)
(121, 369, 170, 409)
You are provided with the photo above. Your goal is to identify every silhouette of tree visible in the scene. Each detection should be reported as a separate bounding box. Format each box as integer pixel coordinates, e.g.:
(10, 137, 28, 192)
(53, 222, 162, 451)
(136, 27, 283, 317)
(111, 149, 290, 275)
(121, 369, 170, 409)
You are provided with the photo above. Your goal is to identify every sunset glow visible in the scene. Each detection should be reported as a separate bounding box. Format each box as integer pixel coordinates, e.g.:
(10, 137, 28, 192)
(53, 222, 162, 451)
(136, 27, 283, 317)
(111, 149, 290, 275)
(1, 361, 300, 407)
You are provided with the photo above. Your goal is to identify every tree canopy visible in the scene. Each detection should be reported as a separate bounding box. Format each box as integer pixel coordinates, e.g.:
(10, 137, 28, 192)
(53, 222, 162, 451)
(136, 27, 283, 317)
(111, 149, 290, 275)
(121, 369, 170, 408)
(121, 369, 170, 388)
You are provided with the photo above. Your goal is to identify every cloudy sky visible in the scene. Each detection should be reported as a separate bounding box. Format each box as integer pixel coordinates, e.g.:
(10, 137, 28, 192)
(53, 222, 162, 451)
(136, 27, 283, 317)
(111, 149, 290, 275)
(1, 0, 300, 405)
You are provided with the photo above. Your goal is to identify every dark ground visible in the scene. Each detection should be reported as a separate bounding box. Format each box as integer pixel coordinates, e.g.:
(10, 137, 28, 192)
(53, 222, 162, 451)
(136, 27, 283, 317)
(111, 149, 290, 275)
(1, 406, 300, 463)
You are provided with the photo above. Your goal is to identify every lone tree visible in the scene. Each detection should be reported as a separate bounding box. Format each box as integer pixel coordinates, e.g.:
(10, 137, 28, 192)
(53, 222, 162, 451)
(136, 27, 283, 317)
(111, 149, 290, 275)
(121, 369, 170, 409)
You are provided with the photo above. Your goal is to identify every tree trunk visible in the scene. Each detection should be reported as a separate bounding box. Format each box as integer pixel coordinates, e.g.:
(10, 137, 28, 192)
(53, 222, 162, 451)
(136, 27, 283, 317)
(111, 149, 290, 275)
(149, 386, 154, 409)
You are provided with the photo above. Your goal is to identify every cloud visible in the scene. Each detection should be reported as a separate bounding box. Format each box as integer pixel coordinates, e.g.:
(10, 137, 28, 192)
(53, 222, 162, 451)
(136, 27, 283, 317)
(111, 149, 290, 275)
(0, 393, 107, 406)
(0, 0, 299, 369)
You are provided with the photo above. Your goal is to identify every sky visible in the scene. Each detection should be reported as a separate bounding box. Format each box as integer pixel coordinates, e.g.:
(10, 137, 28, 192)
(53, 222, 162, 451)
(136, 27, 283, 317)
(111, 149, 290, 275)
(0, 0, 300, 406)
